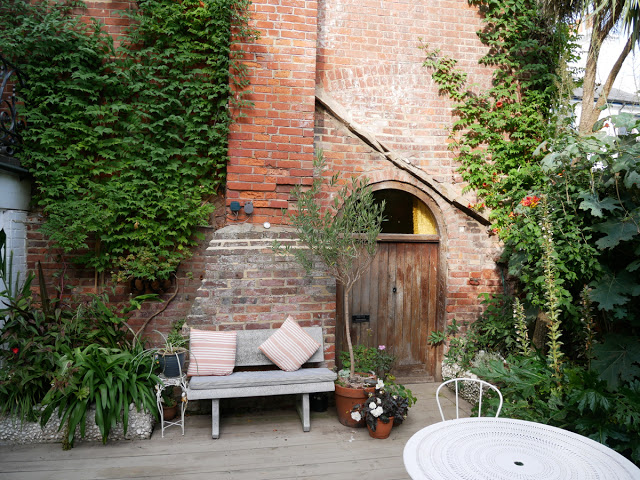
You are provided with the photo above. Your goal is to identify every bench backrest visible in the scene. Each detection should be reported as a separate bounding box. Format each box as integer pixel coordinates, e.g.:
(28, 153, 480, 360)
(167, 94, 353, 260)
(235, 326, 325, 367)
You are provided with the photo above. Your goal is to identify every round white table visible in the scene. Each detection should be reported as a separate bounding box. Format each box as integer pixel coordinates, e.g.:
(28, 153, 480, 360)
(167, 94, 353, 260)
(403, 417, 640, 479)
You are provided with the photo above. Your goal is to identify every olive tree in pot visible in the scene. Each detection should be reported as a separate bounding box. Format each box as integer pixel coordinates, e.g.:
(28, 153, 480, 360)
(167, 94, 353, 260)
(273, 150, 385, 426)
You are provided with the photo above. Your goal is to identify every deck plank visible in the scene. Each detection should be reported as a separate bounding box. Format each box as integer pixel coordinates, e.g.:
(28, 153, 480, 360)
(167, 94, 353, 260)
(0, 383, 469, 480)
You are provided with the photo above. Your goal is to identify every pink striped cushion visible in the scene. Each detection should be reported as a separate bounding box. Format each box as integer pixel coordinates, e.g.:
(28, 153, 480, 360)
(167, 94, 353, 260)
(258, 317, 321, 372)
(187, 329, 237, 376)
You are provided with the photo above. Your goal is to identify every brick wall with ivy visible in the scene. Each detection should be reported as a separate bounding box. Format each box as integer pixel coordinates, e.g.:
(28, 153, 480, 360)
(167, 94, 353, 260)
(20, 0, 503, 354)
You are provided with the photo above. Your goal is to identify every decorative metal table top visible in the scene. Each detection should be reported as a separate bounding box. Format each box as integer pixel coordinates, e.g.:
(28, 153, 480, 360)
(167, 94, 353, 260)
(403, 417, 640, 480)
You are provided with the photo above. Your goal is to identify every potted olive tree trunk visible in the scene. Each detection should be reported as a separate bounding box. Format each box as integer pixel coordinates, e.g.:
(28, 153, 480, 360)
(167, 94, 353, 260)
(273, 150, 385, 427)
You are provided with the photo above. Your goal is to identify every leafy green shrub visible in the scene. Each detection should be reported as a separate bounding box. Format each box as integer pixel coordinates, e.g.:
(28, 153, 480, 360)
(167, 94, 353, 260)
(428, 319, 476, 369)
(0, 0, 257, 282)
(430, 302, 521, 371)
(41, 344, 159, 448)
(339, 344, 396, 379)
(472, 294, 519, 357)
(422, 0, 576, 233)
(472, 355, 640, 465)
(0, 230, 158, 443)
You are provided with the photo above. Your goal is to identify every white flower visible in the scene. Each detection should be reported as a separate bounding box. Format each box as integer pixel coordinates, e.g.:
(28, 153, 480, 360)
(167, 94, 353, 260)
(592, 161, 606, 172)
(351, 411, 362, 422)
(372, 406, 384, 417)
(377, 398, 382, 405)
(369, 402, 377, 410)
(376, 379, 385, 390)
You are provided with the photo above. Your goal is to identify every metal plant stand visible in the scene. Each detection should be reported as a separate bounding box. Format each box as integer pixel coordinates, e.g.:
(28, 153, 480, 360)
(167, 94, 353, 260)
(155, 373, 188, 437)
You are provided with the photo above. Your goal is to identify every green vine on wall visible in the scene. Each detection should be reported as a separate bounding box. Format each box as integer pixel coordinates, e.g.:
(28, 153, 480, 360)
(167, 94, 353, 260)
(0, 0, 258, 283)
(421, 0, 596, 312)
(422, 0, 576, 234)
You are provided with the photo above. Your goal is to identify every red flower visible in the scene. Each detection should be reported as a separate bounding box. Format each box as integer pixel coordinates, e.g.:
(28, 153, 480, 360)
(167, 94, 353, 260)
(482, 182, 488, 187)
(11, 347, 19, 355)
(520, 195, 541, 208)
(496, 101, 503, 108)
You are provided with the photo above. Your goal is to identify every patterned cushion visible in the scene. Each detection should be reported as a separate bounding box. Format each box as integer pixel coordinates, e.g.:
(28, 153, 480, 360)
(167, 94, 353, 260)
(187, 329, 237, 376)
(258, 317, 321, 372)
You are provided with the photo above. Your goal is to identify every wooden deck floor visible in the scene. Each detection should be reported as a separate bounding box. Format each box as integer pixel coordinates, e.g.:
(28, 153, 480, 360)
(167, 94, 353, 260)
(0, 383, 470, 480)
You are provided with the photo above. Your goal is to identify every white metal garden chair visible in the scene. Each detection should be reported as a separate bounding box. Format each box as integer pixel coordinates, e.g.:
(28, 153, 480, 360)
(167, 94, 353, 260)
(436, 378, 503, 421)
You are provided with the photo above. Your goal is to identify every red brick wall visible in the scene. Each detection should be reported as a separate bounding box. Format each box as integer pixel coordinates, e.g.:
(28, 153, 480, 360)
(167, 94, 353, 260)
(23, 0, 505, 354)
(25, 196, 226, 346)
(187, 225, 337, 366)
(225, 0, 318, 225)
(79, 0, 136, 48)
(316, 0, 493, 184)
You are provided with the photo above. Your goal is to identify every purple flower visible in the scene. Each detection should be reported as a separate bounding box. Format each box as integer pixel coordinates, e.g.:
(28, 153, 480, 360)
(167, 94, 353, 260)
(378, 345, 386, 351)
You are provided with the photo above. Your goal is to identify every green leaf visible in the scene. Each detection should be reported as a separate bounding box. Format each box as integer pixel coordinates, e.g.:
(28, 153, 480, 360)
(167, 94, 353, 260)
(578, 193, 621, 218)
(589, 271, 640, 311)
(593, 215, 640, 249)
(592, 335, 640, 389)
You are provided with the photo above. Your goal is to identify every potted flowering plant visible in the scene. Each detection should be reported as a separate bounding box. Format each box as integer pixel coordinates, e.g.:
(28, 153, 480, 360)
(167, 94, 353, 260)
(351, 379, 411, 438)
(335, 344, 398, 427)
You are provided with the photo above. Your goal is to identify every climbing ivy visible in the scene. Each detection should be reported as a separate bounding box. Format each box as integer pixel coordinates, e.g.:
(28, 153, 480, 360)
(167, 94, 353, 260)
(422, 0, 577, 234)
(421, 0, 596, 313)
(0, 0, 257, 282)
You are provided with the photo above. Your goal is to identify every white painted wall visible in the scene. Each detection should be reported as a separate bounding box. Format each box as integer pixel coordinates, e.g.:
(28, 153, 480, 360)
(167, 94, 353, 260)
(0, 170, 31, 310)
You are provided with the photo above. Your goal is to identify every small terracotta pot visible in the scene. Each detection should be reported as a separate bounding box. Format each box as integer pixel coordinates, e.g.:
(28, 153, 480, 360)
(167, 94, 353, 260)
(368, 417, 394, 439)
(162, 404, 178, 421)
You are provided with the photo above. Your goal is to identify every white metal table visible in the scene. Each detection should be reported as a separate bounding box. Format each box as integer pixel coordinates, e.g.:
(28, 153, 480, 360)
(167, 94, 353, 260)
(155, 373, 188, 438)
(403, 417, 640, 479)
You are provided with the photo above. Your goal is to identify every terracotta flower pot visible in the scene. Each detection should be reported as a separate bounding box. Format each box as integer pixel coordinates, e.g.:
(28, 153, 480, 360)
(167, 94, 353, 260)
(334, 383, 374, 428)
(368, 417, 394, 439)
(162, 404, 178, 421)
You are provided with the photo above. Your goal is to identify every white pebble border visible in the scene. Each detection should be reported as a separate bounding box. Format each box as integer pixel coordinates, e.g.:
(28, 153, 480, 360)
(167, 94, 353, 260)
(441, 362, 482, 404)
(441, 352, 505, 405)
(0, 404, 154, 445)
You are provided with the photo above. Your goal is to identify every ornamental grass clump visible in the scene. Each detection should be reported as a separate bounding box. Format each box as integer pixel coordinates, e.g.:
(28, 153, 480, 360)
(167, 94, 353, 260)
(0, 231, 160, 448)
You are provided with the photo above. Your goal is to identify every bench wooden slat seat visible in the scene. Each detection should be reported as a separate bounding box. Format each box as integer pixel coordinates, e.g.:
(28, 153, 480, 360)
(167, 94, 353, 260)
(186, 326, 336, 439)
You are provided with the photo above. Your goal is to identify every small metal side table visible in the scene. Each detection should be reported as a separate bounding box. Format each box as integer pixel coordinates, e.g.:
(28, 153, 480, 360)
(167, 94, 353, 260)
(155, 373, 188, 437)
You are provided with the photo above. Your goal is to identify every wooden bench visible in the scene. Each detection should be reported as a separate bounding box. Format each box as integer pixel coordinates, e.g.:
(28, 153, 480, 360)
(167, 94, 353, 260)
(186, 327, 337, 439)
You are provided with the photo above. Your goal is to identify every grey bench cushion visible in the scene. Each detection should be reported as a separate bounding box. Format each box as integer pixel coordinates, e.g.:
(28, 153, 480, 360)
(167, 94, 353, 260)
(189, 367, 337, 390)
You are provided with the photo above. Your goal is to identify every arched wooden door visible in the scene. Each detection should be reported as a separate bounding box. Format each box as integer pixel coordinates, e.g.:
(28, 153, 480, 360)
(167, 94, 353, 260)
(337, 187, 442, 382)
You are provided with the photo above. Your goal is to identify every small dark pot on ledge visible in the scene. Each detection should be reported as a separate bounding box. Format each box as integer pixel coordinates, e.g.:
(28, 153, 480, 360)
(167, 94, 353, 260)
(310, 393, 328, 412)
